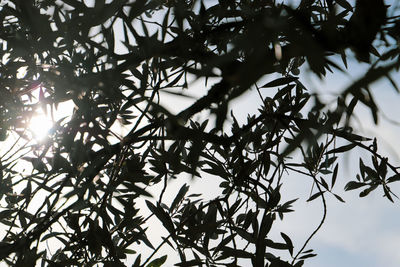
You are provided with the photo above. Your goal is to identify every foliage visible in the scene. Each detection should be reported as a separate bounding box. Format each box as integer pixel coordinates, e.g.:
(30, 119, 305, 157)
(0, 0, 399, 266)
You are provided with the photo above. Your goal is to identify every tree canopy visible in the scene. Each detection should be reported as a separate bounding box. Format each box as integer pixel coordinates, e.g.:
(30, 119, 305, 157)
(0, 0, 399, 266)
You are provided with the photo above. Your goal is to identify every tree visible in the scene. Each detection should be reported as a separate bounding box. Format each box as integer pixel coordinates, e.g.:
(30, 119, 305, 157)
(0, 0, 399, 266)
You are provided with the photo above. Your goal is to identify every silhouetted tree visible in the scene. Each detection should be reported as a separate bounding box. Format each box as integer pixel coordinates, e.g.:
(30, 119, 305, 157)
(0, 0, 399, 266)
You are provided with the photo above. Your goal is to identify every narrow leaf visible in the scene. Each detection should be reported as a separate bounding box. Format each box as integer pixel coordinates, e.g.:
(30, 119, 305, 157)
(261, 77, 298, 88)
(169, 183, 189, 212)
(280, 232, 294, 256)
(331, 164, 338, 189)
(307, 191, 325, 202)
(326, 143, 356, 154)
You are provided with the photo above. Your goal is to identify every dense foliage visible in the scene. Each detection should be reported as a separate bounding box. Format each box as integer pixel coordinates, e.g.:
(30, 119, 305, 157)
(0, 0, 399, 266)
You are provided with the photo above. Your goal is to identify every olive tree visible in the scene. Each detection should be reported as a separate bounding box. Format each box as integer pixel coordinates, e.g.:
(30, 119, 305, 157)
(0, 0, 399, 266)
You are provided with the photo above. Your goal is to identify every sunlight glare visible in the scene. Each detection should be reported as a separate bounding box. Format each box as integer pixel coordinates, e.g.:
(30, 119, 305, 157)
(29, 113, 54, 141)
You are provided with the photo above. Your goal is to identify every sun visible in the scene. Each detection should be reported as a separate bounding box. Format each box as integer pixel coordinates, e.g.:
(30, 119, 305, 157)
(28, 112, 54, 141)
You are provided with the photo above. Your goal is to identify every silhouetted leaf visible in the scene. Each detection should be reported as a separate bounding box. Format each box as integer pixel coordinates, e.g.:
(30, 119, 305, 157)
(335, 0, 353, 11)
(333, 194, 345, 203)
(170, 183, 189, 212)
(299, 253, 317, 260)
(146, 255, 167, 267)
(307, 191, 325, 202)
(219, 246, 254, 259)
(280, 232, 294, 256)
(174, 260, 204, 267)
(331, 164, 339, 188)
(262, 77, 299, 88)
(326, 143, 357, 154)
(345, 181, 366, 191)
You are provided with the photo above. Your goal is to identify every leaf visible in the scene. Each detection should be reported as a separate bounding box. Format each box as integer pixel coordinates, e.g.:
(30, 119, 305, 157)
(277, 198, 298, 213)
(345, 96, 358, 120)
(273, 84, 296, 100)
(326, 143, 357, 154)
(165, 71, 184, 88)
(39, 86, 45, 102)
(169, 183, 189, 212)
(335, 0, 353, 11)
(174, 260, 204, 266)
(51, 153, 72, 172)
(146, 255, 167, 267)
(280, 232, 294, 256)
(219, 246, 254, 259)
(344, 181, 366, 191)
(261, 77, 298, 88)
(202, 161, 227, 178)
(383, 185, 394, 202)
(333, 193, 345, 203)
(269, 258, 294, 267)
(340, 49, 348, 69)
(215, 100, 228, 130)
(233, 227, 256, 244)
(307, 191, 325, 202)
(386, 74, 399, 93)
(265, 239, 288, 250)
(22, 157, 48, 173)
(387, 174, 400, 183)
(123, 183, 153, 198)
(359, 158, 367, 179)
(335, 130, 371, 142)
(299, 253, 317, 260)
(0, 210, 15, 220)
(363, 166, 379, 181)
(132, 255, 141, 267)
(94, 1, 127, 26)
(211, 234, 236, 256)
(161, 7, 170, 42)
(320, 177, 329, 190)
(145, 201, 175, 234)
(370, 46, 380, 57)
(377, 157, 388, 179)
(331, 164, 338, 189)
(40, 232, 66, 242)
(359, 185, 378, 197)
